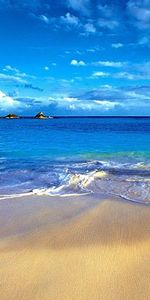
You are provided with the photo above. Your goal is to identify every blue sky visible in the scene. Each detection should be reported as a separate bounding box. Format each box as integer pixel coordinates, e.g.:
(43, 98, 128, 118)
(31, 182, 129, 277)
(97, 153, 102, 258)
(0, 0, 150, 116)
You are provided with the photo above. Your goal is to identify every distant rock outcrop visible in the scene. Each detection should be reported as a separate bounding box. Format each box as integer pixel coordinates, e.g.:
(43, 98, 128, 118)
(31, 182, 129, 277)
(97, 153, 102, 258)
(34, 112, 48, 119)
(5, 114, 20, 119)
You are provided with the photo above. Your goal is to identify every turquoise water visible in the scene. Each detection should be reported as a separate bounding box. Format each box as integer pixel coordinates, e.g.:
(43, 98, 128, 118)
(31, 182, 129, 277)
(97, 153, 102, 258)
(0, 117, 150, 202)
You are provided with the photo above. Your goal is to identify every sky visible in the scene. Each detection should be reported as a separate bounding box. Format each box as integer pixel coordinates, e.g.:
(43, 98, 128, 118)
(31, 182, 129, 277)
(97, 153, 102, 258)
(0, 0, 150, 116)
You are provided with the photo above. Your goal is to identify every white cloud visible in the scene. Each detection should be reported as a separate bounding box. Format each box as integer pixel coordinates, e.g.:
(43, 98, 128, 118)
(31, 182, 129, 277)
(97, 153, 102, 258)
(114, 72, 143, 80)
(66, 0, 90, 15)
(32, 92, 120, 112)
(3, 64, 35, 79)
(55, 96, 121, 111)
(60, 12, 80, 26)
(60, 13, 97, 35)
(112, 43, 123, 48)
(91, 64, 150, 80)
(126, 91, 146, 99)
(93, 60, 124, 67)
(87, 48, 96, 52)
(0, 73, 27, 84)
(70, 59, 125, 68)
(92, 71, 110, 78)
(134, 61, 150, 79)
(76, 85, 150, 104)
(127, 0, 150, 29)
(61, 96, 78, 102)
(138, 36, 149, 45)
(0, 90, 27, 112)
(70, 59, 86, 66)
(84, 23, 96, 33)
(94, 100, 120, 110)
(44, 66, 49, 71)
(39, 15, 49, 24)
(98, 18, 119, 29)
(3, 65, 19, 72)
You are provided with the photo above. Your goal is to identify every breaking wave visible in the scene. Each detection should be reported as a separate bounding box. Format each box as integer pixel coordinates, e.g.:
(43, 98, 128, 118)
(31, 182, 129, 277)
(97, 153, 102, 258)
(0, 160, 150, 204)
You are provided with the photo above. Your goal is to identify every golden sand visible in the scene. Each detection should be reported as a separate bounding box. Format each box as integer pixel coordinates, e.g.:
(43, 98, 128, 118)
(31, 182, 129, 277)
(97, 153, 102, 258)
(0, 196, 149, 300)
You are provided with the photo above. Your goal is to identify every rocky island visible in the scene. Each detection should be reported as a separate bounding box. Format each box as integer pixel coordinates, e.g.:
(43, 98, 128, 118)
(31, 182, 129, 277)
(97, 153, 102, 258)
(5, 114, 20, 119)
(34, 112, 49, 119)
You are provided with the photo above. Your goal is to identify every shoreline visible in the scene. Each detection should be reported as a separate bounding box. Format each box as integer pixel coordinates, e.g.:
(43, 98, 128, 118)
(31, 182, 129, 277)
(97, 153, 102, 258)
(0, 194, 149, 300)
(0, 189, 150, 205)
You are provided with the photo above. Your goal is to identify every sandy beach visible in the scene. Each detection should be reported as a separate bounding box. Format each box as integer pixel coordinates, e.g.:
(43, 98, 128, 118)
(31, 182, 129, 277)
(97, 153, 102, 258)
(0, 194, 149, 300)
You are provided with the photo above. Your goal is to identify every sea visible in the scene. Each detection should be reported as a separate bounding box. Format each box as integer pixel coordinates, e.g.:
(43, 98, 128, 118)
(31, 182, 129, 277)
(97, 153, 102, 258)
(0, 117, 150, 204)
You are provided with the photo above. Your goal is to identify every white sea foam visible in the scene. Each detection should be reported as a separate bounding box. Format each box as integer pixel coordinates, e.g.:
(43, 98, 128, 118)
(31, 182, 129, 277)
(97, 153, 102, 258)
(0, 191, 33, 201)
(0, 160, 150, 204)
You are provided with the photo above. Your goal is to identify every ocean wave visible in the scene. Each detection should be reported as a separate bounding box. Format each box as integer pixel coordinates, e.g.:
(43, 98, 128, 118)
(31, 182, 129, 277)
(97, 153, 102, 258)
(0, 159, 150, 204)
(32, 169, 150, 204)
(32, 170, 107, 197)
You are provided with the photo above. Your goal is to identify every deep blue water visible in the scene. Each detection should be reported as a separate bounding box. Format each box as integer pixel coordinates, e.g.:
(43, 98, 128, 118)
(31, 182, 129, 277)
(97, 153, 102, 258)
(0, 117, 150, 202)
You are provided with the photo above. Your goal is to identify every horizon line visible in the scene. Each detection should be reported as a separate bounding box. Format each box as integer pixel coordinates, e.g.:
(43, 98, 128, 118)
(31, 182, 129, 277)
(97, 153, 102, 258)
(1, 115, 150, 119)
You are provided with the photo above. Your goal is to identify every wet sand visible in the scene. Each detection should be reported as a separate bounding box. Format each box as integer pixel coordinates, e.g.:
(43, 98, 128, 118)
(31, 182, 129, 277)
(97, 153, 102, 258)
(0, 194, 149, 300)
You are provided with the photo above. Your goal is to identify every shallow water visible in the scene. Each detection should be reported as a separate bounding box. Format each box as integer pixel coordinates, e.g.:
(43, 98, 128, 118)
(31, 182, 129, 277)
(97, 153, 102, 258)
(0, 117, 150, 203)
